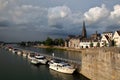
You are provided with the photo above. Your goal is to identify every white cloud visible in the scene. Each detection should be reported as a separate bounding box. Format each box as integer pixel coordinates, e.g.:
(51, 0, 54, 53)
(48, 5, 71, 26)
(9, 5, 48, 24)
(84, 4, 109, 24)
(0, 0, 8, 10)
(48, 6, 71, 20)
(110, 4, 120, 24)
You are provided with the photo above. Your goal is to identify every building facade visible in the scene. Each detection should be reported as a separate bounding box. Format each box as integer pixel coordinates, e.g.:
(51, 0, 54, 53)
(100, 35, 112, 47)
(113, 30, 120, 47)
(65, 21, 120, 48)
(69, 38, 80, 49)
(66, 21, 87, 48)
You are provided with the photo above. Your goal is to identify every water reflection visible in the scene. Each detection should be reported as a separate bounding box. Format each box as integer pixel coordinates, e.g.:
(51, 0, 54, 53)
(49, 69, 74, 80)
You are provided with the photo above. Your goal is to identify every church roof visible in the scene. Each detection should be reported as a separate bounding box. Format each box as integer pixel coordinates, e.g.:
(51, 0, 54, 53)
(81, 21, 87, 38)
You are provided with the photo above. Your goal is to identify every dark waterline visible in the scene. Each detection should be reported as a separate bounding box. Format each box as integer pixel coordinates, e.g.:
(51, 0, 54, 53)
(0, 48, 89, 80)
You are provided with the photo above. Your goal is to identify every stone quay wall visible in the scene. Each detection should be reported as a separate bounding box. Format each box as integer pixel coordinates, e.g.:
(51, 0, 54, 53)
(79, 47, 120, 80)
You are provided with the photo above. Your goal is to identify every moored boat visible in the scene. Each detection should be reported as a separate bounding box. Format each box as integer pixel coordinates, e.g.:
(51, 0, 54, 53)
(35, 55, 47, 64)
(17, 50, 22, 55)
(23, 53, 28, 57)
(6, 46, 13, 51)
(28, 53, 35, 60)
(8, 47, 13, 51)
(31, 58, 40, 65)
(12, 48, 19, 54)
(49, 59, 75, 74)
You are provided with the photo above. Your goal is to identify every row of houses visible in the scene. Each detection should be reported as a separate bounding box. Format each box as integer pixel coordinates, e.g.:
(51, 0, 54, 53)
(65, 22, 120, 48)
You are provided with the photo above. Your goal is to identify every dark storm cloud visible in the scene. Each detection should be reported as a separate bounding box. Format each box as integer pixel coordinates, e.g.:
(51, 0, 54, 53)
(0, 20, 12, 27)
(50, 24, 63, 29)
(105, 25, 120, 32)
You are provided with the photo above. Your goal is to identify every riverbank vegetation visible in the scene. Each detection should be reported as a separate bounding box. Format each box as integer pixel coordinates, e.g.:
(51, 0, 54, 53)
(19, 37, 64, 47)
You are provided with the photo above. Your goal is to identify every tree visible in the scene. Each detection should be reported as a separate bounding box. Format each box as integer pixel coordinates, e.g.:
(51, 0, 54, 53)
(104, 41, 107, 47)
(58, 38, 64, 46)
(96, 42, 100, 47)
(90, 42, 93, 47)
(45, 37, 53, 46)
(20, 41, 26, 46)
(53, 38, 64, 46)
(53, 39, 59, 45)
(111, 40, 116, 46)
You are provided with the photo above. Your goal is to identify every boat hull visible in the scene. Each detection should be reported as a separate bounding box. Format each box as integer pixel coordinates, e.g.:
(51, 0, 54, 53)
(17, 51, 22, 55)
(49, 63, 75, 74)
(23, 53, 27, 57)
(37, 59, 47, 64)
(31, 59, 40, 65)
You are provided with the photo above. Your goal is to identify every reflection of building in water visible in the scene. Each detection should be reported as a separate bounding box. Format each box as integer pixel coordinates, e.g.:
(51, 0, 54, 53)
(49, 69, 74, 80)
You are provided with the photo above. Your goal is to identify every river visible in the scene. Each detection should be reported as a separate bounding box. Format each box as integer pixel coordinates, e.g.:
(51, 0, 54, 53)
(0, 47, 89, 80)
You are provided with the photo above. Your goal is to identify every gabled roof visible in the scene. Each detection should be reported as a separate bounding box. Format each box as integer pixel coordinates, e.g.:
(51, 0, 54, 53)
(104, 35, 111, 42)
(116, 30, 120, 36)
(103, 31, 113, 34)
(80, 38, 99, 42)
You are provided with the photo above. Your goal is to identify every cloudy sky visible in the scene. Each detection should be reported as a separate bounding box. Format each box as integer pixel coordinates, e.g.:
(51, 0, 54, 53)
(0, 0, 120, 42)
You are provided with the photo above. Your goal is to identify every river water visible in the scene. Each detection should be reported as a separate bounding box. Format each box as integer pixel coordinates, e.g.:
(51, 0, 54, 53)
(0, 47, 89, 80)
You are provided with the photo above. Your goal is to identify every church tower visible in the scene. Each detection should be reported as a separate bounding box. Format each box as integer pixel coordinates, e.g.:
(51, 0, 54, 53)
(82, 21, 87, 38)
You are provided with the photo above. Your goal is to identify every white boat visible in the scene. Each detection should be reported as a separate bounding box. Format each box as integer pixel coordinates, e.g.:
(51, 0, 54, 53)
(35, 55, 47, 64)
(17, 50, 22, 55)
(23, 53, 27, 57)
(28, 53, 35, 60)
(49, 59, 75, 74)
(8, 47, 13, 51)
(31, 59, 40, 65)
(8, 48, 12, 51)
(12, 49, 18, 54)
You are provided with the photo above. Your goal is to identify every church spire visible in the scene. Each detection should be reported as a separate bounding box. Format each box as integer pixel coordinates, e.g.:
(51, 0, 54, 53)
(82, 21, 87, 38)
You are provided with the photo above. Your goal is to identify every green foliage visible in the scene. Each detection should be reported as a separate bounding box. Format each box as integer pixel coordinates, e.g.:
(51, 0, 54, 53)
(45, 37, 53, 46)
(54, 38, 64, 46)
(19, 37, 65, 47)
(90, 42, 93, 47)
(19, 41, 26, 47)
(104, 41, 107, 47)
(44, 37, 64, 46)
(96, 42, 100, 47)
(111, 40, 116, 46)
